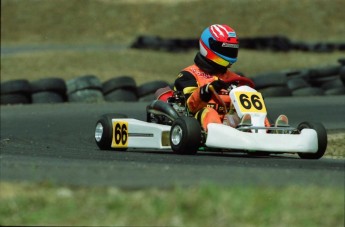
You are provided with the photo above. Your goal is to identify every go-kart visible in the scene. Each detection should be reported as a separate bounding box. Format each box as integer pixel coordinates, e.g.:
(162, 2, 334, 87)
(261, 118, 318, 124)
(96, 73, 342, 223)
(94, 77, 327, 159)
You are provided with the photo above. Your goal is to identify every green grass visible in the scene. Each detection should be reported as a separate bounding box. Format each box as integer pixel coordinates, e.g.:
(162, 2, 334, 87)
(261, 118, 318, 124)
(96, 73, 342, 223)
(1, 49, 343, 85)
(0, 182, 344, 227)
(1, 0, 345, 45)
(1, 0, 344, 84)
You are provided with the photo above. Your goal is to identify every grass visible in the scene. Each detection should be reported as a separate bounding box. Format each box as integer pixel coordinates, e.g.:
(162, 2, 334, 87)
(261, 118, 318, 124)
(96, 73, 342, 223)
(1, 0, 344, 226)
(1, 0, 344, 84)
(1, 49, 344, 85)
(0, 182, 344, 227)
(1, 0, 345, 45)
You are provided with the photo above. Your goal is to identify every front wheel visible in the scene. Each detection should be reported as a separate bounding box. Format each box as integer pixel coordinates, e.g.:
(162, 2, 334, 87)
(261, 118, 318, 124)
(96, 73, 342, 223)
(95, 113, 128, 151)
(297, 121, 327, 159)
(170, 117, 201, 155)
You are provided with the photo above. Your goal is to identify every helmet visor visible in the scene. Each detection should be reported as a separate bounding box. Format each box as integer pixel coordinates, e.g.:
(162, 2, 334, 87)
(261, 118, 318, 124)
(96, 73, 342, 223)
(209, 38, 239, 59)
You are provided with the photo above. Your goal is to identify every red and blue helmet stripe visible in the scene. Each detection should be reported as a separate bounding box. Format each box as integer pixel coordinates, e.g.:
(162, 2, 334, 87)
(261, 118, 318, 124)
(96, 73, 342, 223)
(199, 24, 239, 66)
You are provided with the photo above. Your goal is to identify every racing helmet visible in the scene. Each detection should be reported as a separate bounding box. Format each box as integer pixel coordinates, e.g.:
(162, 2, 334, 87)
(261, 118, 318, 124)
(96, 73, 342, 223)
(199, 24, 239, 67)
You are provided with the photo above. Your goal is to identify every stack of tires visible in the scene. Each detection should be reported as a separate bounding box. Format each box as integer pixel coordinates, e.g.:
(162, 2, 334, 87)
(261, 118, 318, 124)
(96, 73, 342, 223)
(2, 59, 344, 105)
(101, 76, 170, 102)
(251, 71, 292, 97)
(1, 78, 67, 105)
(66, 75, 104, 103)
(131, 35, 345, 53)
(102, 76, 138, 102)
(137, 80, 170, 101)
(252, 60, 345, 97)
(307, 64, 345, 96)
(0, 76, 172, 105)
(30, 78, 67, 103)
(1, 79, 32, 105)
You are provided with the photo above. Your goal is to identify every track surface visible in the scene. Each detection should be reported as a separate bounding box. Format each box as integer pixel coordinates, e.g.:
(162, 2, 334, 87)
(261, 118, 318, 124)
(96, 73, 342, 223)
(1, 96, 344, 188)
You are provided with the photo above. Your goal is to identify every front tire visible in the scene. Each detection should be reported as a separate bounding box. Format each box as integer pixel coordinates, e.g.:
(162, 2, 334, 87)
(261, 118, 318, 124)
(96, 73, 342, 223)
(170, 116, 201, 155)
(95, 113, 127, 151)
(297, 121, 327, 159)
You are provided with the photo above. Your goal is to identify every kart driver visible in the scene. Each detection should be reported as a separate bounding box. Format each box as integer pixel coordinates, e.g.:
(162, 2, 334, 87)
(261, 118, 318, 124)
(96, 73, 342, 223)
(174, 24, 259, 131)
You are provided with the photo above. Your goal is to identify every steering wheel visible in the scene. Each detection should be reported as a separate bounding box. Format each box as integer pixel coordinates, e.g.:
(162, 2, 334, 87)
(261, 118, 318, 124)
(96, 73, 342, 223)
(208, 85, 228, 114)
(208, 75, 255, 114)
(222, 74, 255, 88)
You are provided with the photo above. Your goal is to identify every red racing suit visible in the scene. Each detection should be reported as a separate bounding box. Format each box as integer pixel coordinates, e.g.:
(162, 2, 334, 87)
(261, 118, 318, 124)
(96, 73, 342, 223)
(174, 64, 256, 130)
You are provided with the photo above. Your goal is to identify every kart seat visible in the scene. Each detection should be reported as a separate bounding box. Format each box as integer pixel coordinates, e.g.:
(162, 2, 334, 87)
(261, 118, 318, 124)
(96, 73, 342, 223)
(155, 86, 174, 102)
(146, 99, 180, 121)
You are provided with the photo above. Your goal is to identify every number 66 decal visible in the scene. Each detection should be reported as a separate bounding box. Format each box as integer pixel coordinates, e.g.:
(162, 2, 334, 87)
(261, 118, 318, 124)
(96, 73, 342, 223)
(112, 121, 128, 148)
(235, 91, 267, 113)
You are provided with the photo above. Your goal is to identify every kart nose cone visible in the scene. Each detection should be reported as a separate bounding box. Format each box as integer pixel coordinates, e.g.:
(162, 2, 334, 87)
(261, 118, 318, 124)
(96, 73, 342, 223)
(171, 125, 183, 145)
(95, 123, 103, 142)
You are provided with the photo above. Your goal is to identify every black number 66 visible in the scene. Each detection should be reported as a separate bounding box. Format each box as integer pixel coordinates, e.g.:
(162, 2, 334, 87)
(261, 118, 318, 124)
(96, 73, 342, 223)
(239, 94, 263, 110)
(114, 123, 128, 145)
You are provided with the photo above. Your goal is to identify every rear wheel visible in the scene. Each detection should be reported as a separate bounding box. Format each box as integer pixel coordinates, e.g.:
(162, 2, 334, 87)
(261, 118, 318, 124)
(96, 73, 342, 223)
(297, 121, 327, 159)
(95, 114, 128, 151)
(170, 117, 201, 155)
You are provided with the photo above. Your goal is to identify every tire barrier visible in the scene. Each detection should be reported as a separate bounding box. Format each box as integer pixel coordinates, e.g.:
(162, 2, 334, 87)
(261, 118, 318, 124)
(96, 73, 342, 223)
(1, 60, 344, 105)
(31, 77, 67, 103)
(252, 62, 345, 97)
(66, 75, 104, 103)
(137, 80, 170, 101)
(131, 35, 345, 53)
(0, 76, 171, 105)
(102, 76, 138, 102)
(1, 79, 32, 105)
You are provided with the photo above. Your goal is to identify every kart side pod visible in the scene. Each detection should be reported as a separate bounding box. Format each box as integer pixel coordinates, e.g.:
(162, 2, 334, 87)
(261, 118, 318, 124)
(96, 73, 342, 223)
(95, 116, 171, 151)
(206, 123, 318, 153)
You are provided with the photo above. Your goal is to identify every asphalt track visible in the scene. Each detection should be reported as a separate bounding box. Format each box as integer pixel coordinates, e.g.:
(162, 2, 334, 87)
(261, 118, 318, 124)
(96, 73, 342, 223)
(1, 96, 344, 188)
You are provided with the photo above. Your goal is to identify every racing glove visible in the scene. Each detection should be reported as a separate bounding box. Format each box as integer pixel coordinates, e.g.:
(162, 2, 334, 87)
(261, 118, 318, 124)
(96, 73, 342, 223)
(200, 80, 228, 102)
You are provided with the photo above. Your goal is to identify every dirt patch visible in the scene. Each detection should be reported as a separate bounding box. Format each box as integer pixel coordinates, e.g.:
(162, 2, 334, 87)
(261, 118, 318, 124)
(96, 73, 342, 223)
(325, 130, 345, 159)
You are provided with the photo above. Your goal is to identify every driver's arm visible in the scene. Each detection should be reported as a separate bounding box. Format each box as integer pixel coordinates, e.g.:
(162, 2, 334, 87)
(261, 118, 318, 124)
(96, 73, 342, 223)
(174, 71, 208, 114)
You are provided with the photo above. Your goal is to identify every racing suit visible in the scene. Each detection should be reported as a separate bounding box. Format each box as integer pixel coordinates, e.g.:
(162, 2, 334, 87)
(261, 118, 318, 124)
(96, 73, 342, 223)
(174, 52, 253, 130)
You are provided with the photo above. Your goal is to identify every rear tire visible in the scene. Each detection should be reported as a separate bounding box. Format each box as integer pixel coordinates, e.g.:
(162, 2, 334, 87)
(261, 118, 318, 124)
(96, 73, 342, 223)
(170, 116, 201, 155)
(297, 121, 327, 159)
